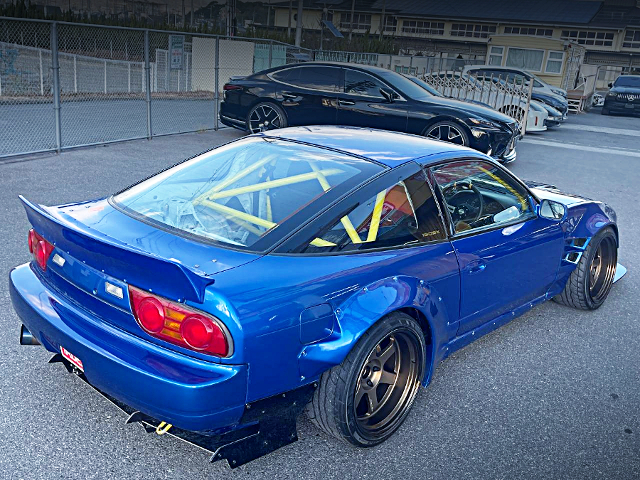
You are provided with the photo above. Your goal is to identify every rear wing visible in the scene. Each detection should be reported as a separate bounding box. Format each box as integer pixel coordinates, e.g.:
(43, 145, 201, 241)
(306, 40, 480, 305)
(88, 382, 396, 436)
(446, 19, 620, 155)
(20, 196, 214, 303)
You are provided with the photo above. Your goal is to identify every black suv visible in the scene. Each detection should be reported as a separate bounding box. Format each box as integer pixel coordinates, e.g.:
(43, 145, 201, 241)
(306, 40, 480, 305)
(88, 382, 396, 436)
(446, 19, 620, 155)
(602, 75, 640, 116)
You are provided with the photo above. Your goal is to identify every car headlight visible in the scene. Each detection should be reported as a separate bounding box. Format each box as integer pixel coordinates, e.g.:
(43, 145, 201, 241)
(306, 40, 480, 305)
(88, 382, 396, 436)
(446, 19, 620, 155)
(468, 118, 499, 129)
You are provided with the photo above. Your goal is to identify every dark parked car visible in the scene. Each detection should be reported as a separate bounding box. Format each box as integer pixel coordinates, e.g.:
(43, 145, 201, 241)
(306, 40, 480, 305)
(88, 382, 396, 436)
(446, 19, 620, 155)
(602, 75, 640, 115)
(220, 63, 520, 163)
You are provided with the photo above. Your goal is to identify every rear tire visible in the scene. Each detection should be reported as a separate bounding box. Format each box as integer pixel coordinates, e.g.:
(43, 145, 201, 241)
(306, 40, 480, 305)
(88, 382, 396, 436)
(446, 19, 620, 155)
(554, 227, 617, 310)
(246, 102, 288, 134)
(305, 312, 426, 447)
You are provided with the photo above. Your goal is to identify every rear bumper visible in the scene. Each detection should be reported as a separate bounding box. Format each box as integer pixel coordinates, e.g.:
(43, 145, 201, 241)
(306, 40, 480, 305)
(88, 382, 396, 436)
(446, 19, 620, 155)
(9, 263, 247, 433)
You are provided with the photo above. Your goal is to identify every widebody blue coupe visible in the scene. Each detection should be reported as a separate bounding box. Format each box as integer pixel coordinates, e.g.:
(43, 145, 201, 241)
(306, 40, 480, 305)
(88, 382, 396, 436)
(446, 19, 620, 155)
(10, 127, 623, 466)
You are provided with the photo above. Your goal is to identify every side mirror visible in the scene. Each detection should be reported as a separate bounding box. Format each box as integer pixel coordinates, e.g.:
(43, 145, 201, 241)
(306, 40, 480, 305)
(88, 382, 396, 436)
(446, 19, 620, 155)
(380, 88, 395, 103)
(608, 82, 613, 88)
(538, 199, 566, 221)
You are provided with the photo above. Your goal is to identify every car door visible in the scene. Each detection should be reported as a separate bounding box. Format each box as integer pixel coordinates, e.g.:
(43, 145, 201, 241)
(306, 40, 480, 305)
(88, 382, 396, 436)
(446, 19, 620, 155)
(429, 159, 565, 335)
(269, 65, 339, 126)
(336, 68, 408, 131)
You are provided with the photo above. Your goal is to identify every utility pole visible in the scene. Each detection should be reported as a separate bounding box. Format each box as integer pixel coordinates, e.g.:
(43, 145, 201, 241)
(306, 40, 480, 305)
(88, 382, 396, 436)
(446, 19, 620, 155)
(182, 0, 185, 28)
(348, 0, 355, 43)
(295, 0, 302, 46)
(288, 0, 292, 38)
(190, 0, 193, 27)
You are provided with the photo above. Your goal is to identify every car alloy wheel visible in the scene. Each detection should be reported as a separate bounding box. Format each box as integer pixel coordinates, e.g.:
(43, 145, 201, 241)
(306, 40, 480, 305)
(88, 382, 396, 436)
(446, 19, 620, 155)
(588, 235, 617, 304)
(354, 330, 421, 437)
(305, 312, 425, 447)
(425, 122, 468, 146)
(248, 103, 286, 134)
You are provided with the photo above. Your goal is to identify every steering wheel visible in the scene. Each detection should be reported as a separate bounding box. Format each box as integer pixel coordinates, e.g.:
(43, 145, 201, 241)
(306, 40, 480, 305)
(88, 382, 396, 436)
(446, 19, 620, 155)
(442, 181, 484, 226)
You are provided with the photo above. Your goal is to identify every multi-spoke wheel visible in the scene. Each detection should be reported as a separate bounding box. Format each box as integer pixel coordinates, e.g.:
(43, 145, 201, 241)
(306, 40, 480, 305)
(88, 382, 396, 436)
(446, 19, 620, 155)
(555, 227, 618, 310)
(306, 312, 426, 447)
(424, 121, 469, 146)
(246, 102, 287, 134)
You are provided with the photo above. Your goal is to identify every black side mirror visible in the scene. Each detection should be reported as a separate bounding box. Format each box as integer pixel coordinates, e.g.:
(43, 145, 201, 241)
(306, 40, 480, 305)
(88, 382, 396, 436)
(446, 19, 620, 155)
(608, 82, 613, 88)
(380, 88, 395, 103)
(538, 199, 566, 221)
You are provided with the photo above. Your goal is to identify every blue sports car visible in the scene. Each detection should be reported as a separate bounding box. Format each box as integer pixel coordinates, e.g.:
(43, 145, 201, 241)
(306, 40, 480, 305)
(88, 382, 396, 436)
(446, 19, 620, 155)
(10, 127, 624, 466)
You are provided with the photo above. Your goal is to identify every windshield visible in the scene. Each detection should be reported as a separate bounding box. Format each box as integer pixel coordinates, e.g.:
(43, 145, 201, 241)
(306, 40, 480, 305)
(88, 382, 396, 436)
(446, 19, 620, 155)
(615, 76, 640, 88)
(406, 76, 443, 97)
(113, 137, 383, 250)
(377, 70, 433, 100)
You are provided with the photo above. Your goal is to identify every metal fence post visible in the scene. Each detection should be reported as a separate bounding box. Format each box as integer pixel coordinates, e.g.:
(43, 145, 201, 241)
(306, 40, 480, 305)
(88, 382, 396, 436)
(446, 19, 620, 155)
(144, 29, 152, 140)
(51, 22, 62, 154)
(214, 36, 220, 131)
(268, 39, 273, 69)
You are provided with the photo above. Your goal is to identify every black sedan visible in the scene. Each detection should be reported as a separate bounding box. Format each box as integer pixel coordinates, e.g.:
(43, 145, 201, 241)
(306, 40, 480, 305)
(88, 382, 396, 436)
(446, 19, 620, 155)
(602, 75, 640, 116)
(220, 63, 520, 163)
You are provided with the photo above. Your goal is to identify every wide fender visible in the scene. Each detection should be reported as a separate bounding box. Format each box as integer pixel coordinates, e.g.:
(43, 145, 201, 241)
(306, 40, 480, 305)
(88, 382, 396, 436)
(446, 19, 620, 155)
(297, 275, 452, 385)
(547, 201, 618, 297)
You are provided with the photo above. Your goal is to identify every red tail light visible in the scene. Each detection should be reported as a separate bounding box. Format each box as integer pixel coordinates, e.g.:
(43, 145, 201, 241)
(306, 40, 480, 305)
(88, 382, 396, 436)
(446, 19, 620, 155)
(128, 286, 230, 357)
(28, 228, 54, 271)
(223, 84, 242, 91)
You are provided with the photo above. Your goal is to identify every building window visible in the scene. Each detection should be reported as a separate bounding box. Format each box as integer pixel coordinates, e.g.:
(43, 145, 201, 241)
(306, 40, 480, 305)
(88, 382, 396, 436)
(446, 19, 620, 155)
(384, 16, 398, 33)
(545, 51, 564, 74)
(401, 20, 444, 35)
(561, 30, 614, 47)
(488, 46, 504, 66)
(623, 30, 640, 49)
(340, 13, 372, 30)
(504, 26, 553, 37)
(450, 24, 496, 39)
(505, 47, 545, 72)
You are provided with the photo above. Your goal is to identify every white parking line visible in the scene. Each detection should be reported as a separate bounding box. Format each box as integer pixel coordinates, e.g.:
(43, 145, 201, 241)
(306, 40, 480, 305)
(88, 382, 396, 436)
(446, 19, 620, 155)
(520, 137, 640, 158)
(560, 124, 640, 137)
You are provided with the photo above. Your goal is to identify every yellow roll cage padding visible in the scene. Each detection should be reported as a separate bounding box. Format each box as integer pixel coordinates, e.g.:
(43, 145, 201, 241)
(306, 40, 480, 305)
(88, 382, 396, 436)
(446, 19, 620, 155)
(193, 157, 390, 248)
(477, 165, 529, 211)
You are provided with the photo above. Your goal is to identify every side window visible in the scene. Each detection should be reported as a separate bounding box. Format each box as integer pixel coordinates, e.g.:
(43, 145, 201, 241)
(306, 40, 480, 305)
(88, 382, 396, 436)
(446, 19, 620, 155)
(344, 69, 387, 98)
(271, 66, 340, 92)
(302, 170, 446, 253)
(430, 160, 534, 235)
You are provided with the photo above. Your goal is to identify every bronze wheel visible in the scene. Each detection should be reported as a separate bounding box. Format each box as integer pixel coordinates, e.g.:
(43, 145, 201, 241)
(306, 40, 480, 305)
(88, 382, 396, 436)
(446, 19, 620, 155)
(354, 331, 421, 438)
(554, 227, 618, 310)
(588, 235, 617, 304)
(306, 312, 426, 447)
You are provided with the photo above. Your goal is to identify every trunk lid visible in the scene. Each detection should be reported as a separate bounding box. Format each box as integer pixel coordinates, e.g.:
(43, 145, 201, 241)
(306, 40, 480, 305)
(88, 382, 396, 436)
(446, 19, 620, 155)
(22, 196, 260, 333)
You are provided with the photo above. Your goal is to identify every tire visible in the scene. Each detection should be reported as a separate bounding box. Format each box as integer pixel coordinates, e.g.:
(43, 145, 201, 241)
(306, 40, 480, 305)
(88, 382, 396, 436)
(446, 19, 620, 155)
(423, 120, 469, 147)
(601, 107, 610, 115)
(554, 227, 618, 310)
(246, 102, 288, 134)
(305, 312, 426, 447)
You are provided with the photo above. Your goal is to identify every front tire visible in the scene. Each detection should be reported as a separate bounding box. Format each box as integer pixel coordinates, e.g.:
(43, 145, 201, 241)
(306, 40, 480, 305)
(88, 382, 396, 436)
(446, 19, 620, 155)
(423, 120, 469, 147)
(305, 312, 426, 447)
(554, 227, 617, 310)
(246, 102, 287, 134)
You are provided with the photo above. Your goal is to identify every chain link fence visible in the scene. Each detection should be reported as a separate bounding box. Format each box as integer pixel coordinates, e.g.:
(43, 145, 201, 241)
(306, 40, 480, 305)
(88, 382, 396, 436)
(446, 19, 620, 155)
(0, 17, 318, 158)
(1, 17, 506, 159)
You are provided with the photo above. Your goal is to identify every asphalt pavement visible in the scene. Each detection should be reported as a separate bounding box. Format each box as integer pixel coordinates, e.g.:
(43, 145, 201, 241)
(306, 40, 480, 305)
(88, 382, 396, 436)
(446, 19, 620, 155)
(1, 109, 639, 480)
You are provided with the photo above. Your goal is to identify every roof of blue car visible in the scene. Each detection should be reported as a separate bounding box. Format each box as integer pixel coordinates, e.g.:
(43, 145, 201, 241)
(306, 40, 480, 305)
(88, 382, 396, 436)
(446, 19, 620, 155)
(260, 126, 479, 167)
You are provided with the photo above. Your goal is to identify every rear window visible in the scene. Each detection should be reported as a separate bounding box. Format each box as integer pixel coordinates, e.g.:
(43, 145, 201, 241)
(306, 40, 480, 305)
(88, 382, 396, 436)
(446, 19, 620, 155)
(113, 137, 383, 251)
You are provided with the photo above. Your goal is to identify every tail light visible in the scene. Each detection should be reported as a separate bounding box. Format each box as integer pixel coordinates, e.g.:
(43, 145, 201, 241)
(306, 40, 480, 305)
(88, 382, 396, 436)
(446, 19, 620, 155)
(223, 84, 242, 91)
(128, 285, 231, 357)
(28, 228, 54, 271)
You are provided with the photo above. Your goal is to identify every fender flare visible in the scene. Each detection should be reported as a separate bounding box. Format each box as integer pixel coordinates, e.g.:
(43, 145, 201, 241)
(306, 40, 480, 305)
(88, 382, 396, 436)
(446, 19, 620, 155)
(297, 275, 452, 386)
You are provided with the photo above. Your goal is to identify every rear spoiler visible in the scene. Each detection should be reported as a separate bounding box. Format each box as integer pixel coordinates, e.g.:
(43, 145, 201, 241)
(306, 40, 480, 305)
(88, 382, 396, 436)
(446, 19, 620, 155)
(20, 196, 213, 303)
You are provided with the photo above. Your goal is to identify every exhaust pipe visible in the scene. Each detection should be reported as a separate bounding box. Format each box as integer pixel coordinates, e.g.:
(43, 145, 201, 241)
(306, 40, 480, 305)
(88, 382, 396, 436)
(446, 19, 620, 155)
(20, 325, 40, 345)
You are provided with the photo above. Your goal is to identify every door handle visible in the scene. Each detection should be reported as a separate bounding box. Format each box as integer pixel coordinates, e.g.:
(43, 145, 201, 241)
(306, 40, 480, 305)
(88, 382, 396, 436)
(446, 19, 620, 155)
(281, 91, 298, 100)
(466, 259, 487, 274)
(338, 99, 356, 106)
